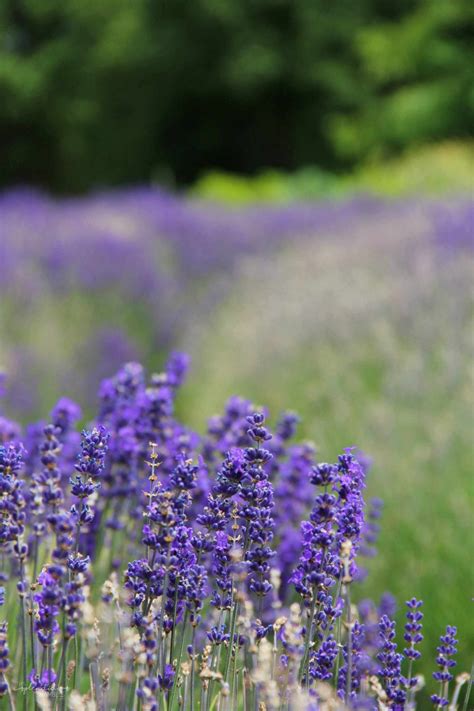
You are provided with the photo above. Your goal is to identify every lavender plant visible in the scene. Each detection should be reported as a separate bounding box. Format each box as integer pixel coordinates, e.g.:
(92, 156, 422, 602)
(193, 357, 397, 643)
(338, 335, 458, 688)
(0, 355, 471, 710)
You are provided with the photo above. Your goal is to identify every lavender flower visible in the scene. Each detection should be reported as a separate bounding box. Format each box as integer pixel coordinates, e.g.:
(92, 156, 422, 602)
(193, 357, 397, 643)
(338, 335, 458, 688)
(242, 413, 275, 600)
(377, 615, 406, 707)
(309, 635, 339, 680)
(0, 443, 26, 550)
(337, 621, 370, 699)
(0, 623, 10, 697)
(158, 664, 175, 691)
(431, 626, 458, 708)
(75, 425, 109, 480)
(50, 397, 82, 437)
(404, 598, 424, 690)
(70, 426, 109, 552)
(28, 668, 57, 690)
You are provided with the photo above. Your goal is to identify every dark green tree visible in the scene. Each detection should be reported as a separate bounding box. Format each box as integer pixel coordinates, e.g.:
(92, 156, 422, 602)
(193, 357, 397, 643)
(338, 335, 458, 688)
(0, 0, 471, 192)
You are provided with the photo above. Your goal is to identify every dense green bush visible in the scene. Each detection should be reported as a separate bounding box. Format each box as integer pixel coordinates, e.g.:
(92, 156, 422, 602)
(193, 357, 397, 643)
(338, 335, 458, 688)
(1, 0, 472, 192)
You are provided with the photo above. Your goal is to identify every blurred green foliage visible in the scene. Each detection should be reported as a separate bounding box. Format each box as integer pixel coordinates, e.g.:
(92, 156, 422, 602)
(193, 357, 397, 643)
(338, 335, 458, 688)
(191, 167, 342, 203)
(0, 0, 472, 192)
(192, 142, 474, 202)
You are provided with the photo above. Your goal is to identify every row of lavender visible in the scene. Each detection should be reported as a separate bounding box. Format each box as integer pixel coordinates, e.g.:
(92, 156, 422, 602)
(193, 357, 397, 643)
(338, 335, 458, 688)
(0, 187, 472, 419)
(0, 354, 471, 710)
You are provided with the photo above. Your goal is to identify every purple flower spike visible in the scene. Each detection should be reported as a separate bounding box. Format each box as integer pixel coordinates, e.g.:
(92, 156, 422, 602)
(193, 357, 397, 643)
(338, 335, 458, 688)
(0, 623, 11, 697)
(50, 397, 82, 436)
(158, 664, 175, 691)
(75, 426, 110, 479)
(431, 626, 458, 707)
(29, 667, 57, 690)
(377, 615, 406, 707)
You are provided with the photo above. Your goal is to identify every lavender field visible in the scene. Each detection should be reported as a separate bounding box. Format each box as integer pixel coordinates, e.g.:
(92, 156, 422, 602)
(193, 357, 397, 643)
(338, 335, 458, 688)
(0, 187, 401, 417)
(0, 187, 473, 710)
(1, 189, 471, 419)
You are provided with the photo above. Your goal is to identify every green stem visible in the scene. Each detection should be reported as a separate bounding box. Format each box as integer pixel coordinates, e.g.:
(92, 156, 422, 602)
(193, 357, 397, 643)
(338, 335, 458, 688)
(461, 664, 473, 711)
(32, 540, 39, 583)
(58, 627, 68, 711)
(169, 587, 179, 666)
(345, 583, 353, 703)
(223, 601, 238, 685)
(190, 627, 196, 711)
(6, 679, 16, 711)
(18, 596, 28, 711)
(223, 527, 251, 686)
(168, 608, 188, 711)
(28, 601, 36, 673)
(298, 594, 316, 684)
(72, 635, 79, 691)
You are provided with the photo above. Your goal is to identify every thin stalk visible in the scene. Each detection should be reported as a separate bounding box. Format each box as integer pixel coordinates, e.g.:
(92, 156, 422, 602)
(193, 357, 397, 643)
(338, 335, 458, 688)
(436, 680, 444, 710)
(59, 640, 68, 711)
(32, 539, 40, 583)
(56, 616, 67, 687)
(298, 594, 316, 684)
(190, 626, 196, 711)
(344, 584, 353, 704)
(18, 561, 28, 711)
(320, 575, 342, 644)
(450, 675, 467, 711)
(28, 603, 36, 675)
(406, 657, 416, 708)
(168, 608, 189, 711)
(461, 664, 473, 711)
(271, 631, 277, 682)
(208, 688, 221, 711)
(47, 645, 53, 686)
(223, 601, 239, 685)
(126, 672, 138, 711)
(89, 662, 99, 711)
(117, 680, 127, 711)
(156, 552, 170, 673)
(169, 587, 179, 665)
(78, 639, 85, 695)
(175, 610, 189, 674)
(40, 647, 46, 675)
(72, 635, 79, 691)
(207, 610, 223, 703)
(132, 675, 139, 711)
(333, 612, 343, 685)
(231, 667, 239, 711)
(182, 673, 189, 710)
(406, 658, 414, 690)
(73, 515, 82, 556)
(222, 521, 250, 691)
(253, 680, 259, 711)
(93, 500, 111, 564)
(6, 679, 16, 711)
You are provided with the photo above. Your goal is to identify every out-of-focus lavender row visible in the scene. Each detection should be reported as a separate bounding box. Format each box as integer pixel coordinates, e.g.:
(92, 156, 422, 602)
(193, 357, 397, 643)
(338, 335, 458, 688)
(0, 187, 472, 418)
(0, 187, 384, 284)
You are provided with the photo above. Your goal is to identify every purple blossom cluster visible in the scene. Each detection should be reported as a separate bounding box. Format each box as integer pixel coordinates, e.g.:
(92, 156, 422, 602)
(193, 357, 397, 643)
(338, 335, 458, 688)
(0, 354, 471, 710)
(432, 202, 474, 253)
